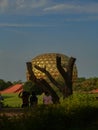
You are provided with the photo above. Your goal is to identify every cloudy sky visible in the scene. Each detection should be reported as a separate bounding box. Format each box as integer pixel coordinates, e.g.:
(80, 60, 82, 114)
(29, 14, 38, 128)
(0, 0, 98, 82)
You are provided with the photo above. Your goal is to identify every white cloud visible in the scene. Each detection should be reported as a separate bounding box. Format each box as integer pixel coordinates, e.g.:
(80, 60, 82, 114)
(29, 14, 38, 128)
(0, 23, 34, 27)
(44, 4, 66, 12)
(16, 0, 25, 9)
(0, 0, 98, 15)
(0, 23, 55, 28)
(30, 0, 47, 8)
(0, 0, 48, 14)
(16, 0, 47, 9)
(0, 0, 8, 12)
(65, 15, 98, 22)
(43, 2, 98, 14)
(83, 3, 98, 13)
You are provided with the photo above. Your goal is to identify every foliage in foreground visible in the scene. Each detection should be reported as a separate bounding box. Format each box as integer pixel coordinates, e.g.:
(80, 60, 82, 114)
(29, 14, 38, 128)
(0, 93, 98, 130)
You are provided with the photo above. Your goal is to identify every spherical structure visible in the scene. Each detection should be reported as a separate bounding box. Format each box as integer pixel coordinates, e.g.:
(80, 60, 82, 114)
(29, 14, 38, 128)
(26, 53, 78, 83)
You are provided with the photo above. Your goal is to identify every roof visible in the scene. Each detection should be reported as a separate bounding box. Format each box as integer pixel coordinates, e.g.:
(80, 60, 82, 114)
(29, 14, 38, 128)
(0, 84, 23, 94)
(90, 89, 98, 93)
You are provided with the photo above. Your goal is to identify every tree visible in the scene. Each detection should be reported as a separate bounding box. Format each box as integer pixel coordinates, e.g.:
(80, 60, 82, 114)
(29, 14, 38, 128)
(26, 62, 60, 104)
(23, 80, 43, 95)
(0, 79, 13, 90)
(26, 55, 76, 103)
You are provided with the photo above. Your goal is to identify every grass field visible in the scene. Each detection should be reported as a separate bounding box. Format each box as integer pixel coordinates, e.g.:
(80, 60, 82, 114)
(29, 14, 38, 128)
(2, 93, 44, 107)
(2, 92, 98, 107)
(2, 93, 22, 107)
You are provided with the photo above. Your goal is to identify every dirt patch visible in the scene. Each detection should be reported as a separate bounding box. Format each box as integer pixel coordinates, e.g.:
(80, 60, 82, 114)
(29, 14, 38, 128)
(0, 108, 24, 117)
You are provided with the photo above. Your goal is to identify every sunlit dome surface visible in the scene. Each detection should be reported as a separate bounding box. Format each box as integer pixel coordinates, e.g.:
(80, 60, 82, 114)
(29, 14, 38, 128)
(27, 53, 78, 82)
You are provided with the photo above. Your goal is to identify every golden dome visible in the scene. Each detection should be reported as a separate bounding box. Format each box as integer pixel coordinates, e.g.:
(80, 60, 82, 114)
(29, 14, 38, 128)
(27, 53, 78, 83)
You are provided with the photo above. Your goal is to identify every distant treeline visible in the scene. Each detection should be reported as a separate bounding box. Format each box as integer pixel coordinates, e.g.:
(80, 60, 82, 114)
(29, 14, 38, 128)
(0, 79, 22, 90)
(0, 77, 98, 92)
(73, 77, 98, 92)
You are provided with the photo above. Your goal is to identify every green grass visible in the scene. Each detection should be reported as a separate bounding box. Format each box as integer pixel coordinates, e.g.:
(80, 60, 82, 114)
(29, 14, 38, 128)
(2, 93, 22, 107)
(2, 92, 98, 108)
(2, 93, 44, 107)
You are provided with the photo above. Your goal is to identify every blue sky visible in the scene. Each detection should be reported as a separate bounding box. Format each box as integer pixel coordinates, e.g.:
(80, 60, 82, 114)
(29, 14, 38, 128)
(0, 0, 98, 82)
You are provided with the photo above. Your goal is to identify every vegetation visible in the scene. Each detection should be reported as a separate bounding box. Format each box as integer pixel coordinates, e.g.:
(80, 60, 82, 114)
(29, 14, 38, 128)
(1, 77, 98, 130)
(23, 81, 43, 95)
(0, 79, 23, 91)
(0, 79, 13, 90)
(0, 93, 98, 130)
(2, 93, 22, 108)
(73, 77, 98, 92)
(1, 77, 98, 92)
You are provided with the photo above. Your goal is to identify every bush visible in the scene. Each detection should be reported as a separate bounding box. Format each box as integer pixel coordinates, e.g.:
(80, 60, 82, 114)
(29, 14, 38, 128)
(1, 93, 98, 130)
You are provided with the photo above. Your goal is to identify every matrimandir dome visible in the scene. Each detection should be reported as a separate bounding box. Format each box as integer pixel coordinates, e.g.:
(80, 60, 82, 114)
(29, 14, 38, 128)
(27, 53, 78, 82)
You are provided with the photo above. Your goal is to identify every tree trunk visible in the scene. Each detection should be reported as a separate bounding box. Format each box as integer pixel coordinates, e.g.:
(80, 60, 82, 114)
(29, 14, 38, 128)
(34, 65, 64, 93)
(26, 54, 76, 100)
(56, 56, 76, 98)
(26, 62, 59, 103)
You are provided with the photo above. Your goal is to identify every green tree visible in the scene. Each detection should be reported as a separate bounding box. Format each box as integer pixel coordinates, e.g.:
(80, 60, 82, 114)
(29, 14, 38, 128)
(23, 81, 43, 95)
(0, 79, 13, 90)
